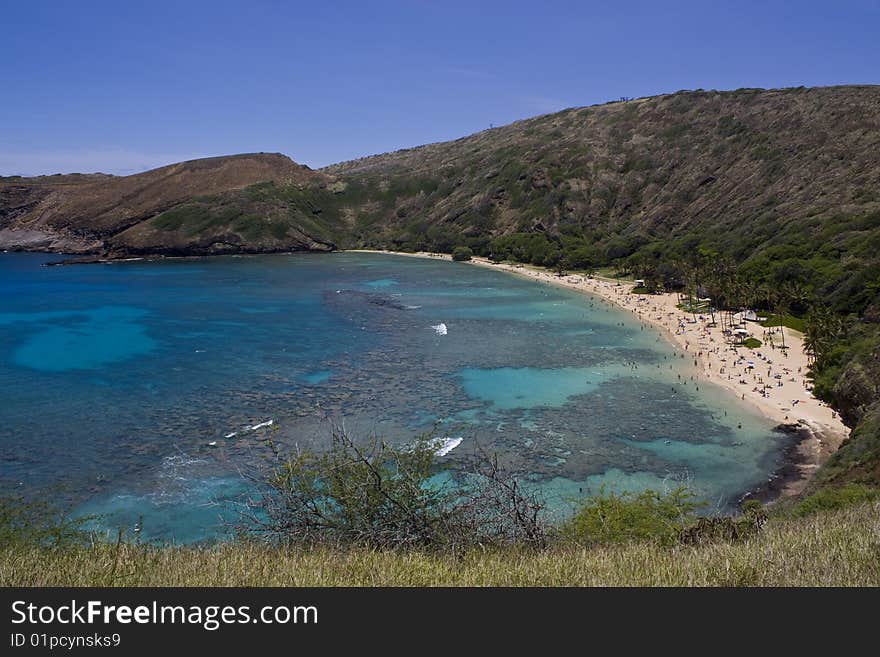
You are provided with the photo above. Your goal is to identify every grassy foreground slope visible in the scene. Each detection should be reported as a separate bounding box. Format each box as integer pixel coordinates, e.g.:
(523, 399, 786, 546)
(2, 502, 878, 586)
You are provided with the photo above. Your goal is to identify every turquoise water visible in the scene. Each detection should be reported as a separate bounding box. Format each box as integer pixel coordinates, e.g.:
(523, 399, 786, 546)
(3, 306, 157, 371)
(0, 252, 788, 542)
(458, 366, 628, 410)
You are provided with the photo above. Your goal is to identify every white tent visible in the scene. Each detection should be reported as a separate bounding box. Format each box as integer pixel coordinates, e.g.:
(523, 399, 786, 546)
(734, 310, 759, 322)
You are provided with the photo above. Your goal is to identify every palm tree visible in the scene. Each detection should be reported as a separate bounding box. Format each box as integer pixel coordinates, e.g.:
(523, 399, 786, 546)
(782, 280, 812, 316)
(742, 280, 760, 314)
(775, 288, 791, 350)
(680, 261, 699, 321)
(712, 259, 738, 335)
(804, 304, 845, 366)
(723, 276, 743, 338)
(802, 325, 820, 365)
(760, 284, 786, 350)
(705, 258, 732, 327)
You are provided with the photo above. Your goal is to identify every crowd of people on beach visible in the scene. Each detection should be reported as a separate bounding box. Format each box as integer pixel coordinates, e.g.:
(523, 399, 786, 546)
(566, 274, 842, 429)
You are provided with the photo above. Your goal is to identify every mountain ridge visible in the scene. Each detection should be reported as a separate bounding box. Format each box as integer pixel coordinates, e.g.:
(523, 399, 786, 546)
(0, 152, 333, 255)
(4, 85, 880, 262)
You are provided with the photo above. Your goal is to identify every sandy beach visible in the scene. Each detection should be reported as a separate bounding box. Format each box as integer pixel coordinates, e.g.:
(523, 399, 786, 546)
(351, 249, 850, 495)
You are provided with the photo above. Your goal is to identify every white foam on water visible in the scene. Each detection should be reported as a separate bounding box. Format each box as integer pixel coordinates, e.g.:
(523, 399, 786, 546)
(434, 436, 463, 456)
(431, 323, 448, 335)
(225, 419, 273, 437)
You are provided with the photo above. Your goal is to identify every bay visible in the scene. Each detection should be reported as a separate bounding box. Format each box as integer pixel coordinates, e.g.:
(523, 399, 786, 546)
(0, 252, 786, 542)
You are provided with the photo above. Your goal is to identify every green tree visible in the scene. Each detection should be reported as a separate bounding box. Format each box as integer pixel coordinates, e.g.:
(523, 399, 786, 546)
(804, 304, 845, 366)
(452, 246, 474, 261)
(559, 487, 704, 546)
(246, 426, 547, 551)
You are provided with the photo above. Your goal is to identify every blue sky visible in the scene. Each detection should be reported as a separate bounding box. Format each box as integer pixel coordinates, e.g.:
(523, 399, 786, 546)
(2, 0, 878, 175)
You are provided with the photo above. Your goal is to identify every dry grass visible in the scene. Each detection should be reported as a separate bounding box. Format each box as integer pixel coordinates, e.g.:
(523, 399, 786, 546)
(3, 503, 878, 587)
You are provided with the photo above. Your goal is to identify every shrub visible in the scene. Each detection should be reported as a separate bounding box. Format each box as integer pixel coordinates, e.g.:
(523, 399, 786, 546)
(489, 233, 561, 266)
(0, 495, 91, 549)
(152, 204, 209, 231)
(244, 425, 547, 551)
(452, 246, 474, 262)
(559, 487, 704, 546)
(793, 483, 879, 517)
(678, 500, 768, 545)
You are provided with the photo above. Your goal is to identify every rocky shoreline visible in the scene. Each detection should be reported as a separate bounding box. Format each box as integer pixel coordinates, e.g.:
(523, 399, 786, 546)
(739, 422, 818, 504)
(38, 246, 337, 266)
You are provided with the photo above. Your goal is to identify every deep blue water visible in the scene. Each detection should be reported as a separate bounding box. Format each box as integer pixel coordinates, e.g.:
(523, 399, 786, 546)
(0, 252, 786, 542)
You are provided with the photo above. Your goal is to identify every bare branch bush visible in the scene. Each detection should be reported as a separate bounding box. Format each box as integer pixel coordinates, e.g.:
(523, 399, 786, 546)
(238, 423, 547, 552)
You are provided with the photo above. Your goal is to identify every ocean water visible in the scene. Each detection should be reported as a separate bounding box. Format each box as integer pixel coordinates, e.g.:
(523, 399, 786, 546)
(0, 252, 788, 542)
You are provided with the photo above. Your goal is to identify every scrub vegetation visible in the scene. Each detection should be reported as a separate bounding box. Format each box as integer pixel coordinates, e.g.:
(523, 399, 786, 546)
(2, 494, 878, 586)
(2, 430, 879, 586)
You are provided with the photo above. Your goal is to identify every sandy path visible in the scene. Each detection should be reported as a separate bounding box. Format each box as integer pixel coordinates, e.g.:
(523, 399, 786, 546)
(349, 250, 850, 493)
